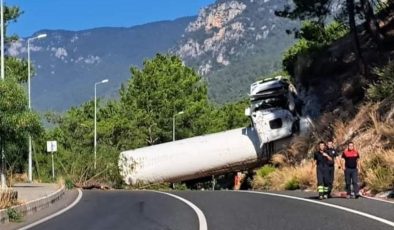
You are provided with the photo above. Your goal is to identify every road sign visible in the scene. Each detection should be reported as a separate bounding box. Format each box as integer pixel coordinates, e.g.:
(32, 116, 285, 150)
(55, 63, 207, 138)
(46, 141, 57, 153)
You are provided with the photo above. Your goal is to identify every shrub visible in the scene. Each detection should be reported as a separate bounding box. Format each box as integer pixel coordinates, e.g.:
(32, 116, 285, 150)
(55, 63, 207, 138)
(254, 162, 316, 191)
(361, 149, 394, 194)
(172, 183, 188, 191)
(368, 62, 394, 101)
(256, 165, 276, 178)
(7, 208, 22, 222)
(253, 165, 276, 190)
(283, 21, 349, 75)
(283, 39, 311, 75)
(65, 178, 74, 190)
(284, 177, 300, 190)
(271, 154, 288, 167)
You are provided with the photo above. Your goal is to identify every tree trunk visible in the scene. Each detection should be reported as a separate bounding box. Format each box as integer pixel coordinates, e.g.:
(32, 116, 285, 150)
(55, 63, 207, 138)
(347, 0, 367, 74)
(360, 0, 385, 46)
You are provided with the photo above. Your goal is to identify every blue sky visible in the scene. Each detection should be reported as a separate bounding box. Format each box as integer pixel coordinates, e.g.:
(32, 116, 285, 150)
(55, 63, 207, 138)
(6, 0, 215, 37)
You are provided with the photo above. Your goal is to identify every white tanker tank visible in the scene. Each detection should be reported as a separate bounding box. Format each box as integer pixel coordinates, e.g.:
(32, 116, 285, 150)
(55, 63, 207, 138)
(119, 76, 310, 185)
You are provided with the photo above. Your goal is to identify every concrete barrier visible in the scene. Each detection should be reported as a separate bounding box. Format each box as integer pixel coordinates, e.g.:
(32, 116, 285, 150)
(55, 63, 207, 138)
(0, 185, 65, 223)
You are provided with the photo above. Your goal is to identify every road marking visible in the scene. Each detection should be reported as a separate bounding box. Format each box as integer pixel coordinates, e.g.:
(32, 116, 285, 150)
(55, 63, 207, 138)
(19, 189, 83, 230)
(152, 191, 208, 230)
(239, 190, 394, 228)
(360, 194, 394, 204)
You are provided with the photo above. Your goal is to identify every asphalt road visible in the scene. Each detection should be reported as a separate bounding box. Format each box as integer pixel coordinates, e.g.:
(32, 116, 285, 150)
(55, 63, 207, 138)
(29, 190, 394, 230)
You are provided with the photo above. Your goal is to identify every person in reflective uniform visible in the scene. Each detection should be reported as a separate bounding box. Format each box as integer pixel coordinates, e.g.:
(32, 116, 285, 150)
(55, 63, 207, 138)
(312, 141, 333, 199)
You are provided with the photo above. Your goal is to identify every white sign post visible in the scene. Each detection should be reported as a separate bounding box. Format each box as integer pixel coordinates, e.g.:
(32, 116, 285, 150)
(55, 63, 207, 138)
(46, 141, 57, 180)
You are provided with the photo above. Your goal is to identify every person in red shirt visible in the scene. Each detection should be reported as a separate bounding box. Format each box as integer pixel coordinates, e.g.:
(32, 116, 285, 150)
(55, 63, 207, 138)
(341, 142, 361, 199)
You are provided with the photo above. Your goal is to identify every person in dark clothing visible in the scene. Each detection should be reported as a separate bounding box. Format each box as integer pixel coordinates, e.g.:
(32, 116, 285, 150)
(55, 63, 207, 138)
(312, 141, 333, 199)
(326, 140, 339, 197)
(341, 142, 361, 199)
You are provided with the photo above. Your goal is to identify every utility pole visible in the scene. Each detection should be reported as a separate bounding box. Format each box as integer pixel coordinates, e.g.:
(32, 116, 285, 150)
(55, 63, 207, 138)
(94, 79, 108, 170)
(27, 34, 47, 182)
(0, 0, 6, 189)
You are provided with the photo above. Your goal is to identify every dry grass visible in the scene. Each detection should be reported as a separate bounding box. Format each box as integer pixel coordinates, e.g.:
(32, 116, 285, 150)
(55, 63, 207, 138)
(272, 135, 315, 167)
(7, 173, 28, 187)
(253, 102, 394, 193)
(284, 136, 312, 164)
(370, 109, 394, 146)
(56, 177, 66, 189)
(332, 102, 393, 149)
(254, 160, 345, 192)
(254, 161, 316, 191)
(360, 149, 394, 194)
(271, 154, 288, 167)
(0, 189, 18, 209)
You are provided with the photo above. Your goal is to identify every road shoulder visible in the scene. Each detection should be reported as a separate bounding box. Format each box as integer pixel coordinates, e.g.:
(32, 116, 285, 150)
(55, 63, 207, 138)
(252, 190, 394, 222)
(1, 189, 79, 230)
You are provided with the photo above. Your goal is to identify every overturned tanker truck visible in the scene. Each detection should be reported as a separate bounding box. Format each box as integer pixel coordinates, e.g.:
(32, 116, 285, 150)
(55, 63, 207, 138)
(119, 76, 311, 185)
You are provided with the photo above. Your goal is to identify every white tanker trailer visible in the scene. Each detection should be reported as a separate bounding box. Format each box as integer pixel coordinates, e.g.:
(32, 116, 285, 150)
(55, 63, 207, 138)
(119, 76, 310, 185)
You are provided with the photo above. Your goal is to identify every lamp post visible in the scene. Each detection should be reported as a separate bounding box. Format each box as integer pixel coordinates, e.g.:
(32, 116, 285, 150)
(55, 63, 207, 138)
(27, 33, 47, 183)
(0, 0, 5, 189)
(94, 79, 108, 170)
(172, 111, 184, 141)
(1, 0, 4, 81)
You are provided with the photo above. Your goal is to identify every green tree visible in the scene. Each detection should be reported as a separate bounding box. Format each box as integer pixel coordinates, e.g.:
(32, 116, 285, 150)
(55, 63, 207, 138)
(283, 20, 348, 75)
(276, 0, 387, 74)
(0, 79, 42, 173)
(37, 101, 121, 186)
(0, 4, 41, 177)
(206, 100, 250, 133)
(119, 54, 211, 146)
(367, 61, 394, 101)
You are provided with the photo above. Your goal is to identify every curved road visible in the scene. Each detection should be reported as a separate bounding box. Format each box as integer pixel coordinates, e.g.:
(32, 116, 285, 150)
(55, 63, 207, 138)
(29, 190, 394, 230)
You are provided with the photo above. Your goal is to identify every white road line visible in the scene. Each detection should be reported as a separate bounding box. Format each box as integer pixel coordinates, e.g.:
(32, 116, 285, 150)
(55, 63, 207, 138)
(238, 190, 394, 228)
(152, 191, 208, 230)
(19, 189, 83, 230)
(360, 194, 394, 204)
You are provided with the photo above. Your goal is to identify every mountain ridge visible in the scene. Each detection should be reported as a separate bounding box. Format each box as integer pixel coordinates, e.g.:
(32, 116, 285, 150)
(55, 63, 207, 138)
(10, 16, 195, 112)
(174, 0, 297, 103)
(12, 0, 300, 111)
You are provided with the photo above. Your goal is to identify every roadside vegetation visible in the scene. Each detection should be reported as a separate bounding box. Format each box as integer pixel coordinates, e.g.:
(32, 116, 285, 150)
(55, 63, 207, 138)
(0, 190, 18, 209)
(6, 208, 23, 222)
(283, 21, 349, 76)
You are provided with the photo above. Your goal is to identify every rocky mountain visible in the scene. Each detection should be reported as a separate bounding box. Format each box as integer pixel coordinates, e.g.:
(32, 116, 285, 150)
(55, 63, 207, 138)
(9, 17, 194, 111)
(174, 0, 297, 103)
(10, 0, 299, 112)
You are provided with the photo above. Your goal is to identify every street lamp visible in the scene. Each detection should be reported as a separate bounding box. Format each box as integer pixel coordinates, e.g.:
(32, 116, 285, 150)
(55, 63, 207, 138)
(0, 0, 5, 189)
(27, 33, 47, 183)
(94, 79, 108, 170)
(1, 0, 4, 81)
(172, 111, 184, 141)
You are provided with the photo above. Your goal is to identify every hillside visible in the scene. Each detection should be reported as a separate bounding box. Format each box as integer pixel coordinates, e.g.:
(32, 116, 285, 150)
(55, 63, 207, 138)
(174, 0, 298, 103)
(253, 5, 394, 196)
(9, 17, 194, 111)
